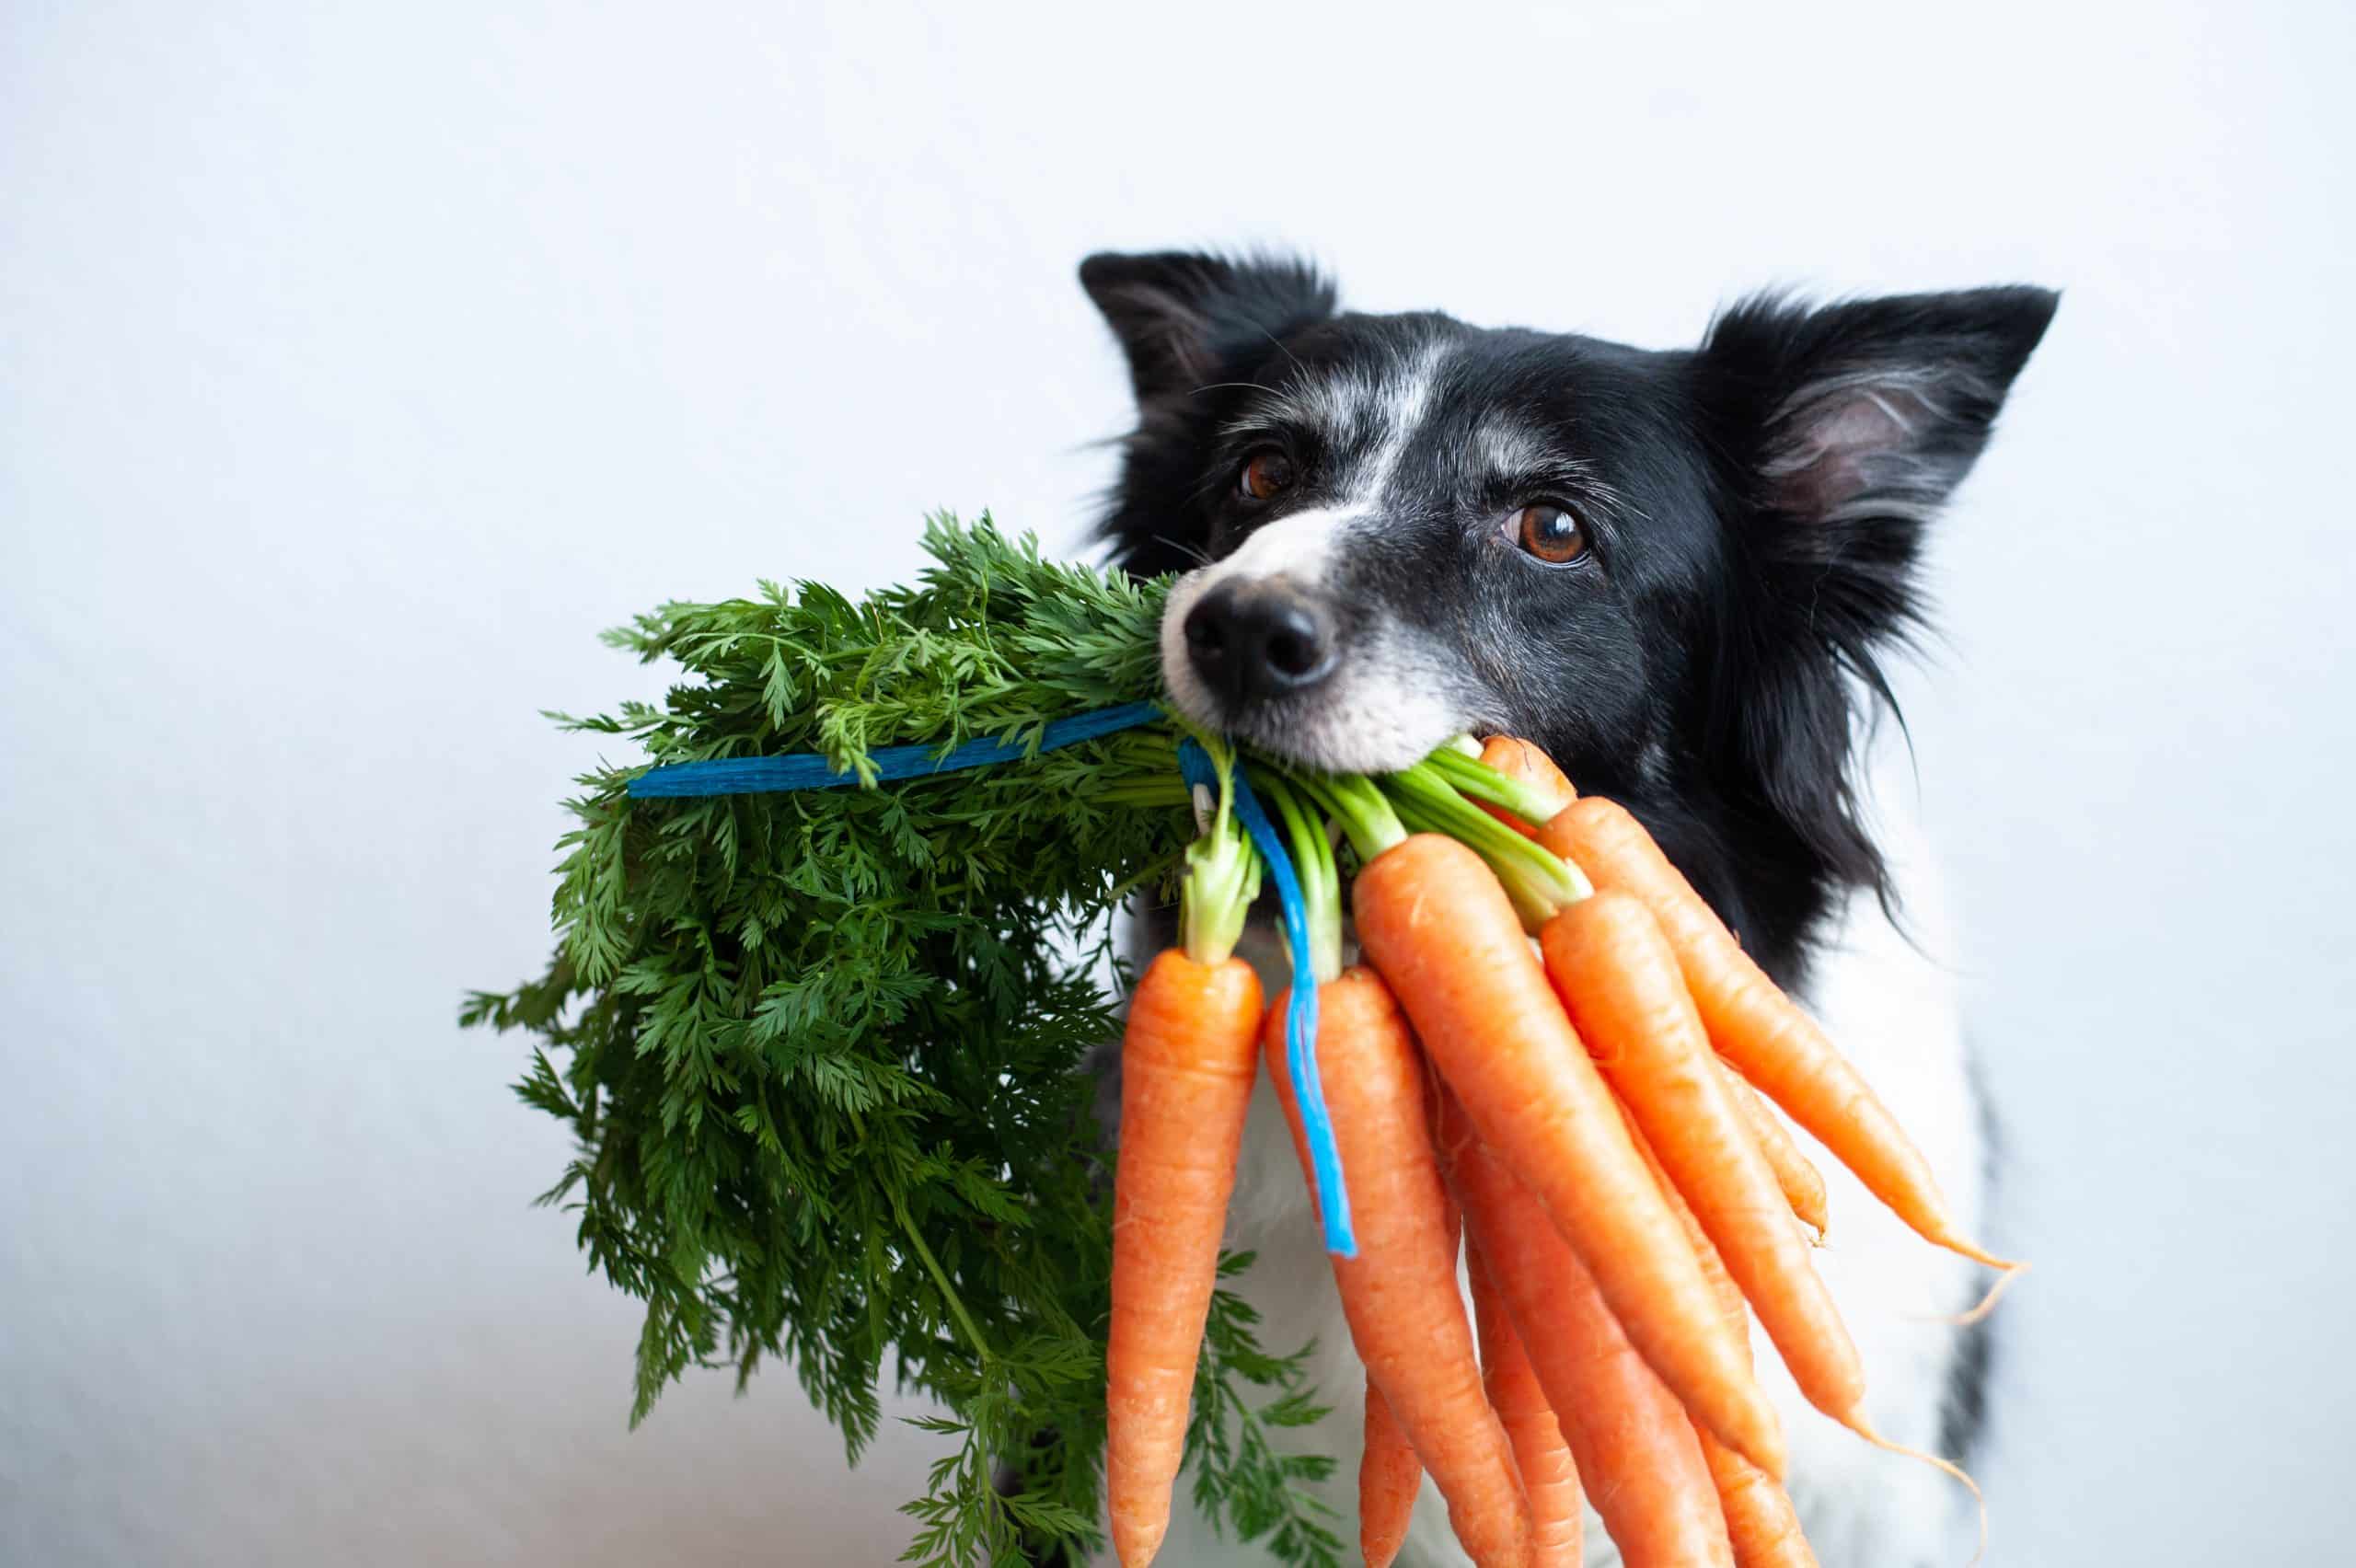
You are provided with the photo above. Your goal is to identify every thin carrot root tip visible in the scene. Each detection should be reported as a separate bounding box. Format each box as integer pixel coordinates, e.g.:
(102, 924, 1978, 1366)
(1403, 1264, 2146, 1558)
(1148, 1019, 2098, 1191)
(1955, 1239, 2027, 1273)
(1927, 1261, 2030, 1328)
(1844, 1415, 1990, 1567)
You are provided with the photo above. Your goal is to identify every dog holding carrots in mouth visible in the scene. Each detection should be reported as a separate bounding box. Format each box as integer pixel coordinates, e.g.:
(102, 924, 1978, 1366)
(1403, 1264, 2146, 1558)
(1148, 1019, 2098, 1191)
(1084, 249, 2055, 1567)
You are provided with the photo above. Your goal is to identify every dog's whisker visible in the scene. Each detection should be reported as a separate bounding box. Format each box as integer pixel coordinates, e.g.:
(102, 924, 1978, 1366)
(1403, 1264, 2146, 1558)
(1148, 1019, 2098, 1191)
(1253, 324, 1307, 377)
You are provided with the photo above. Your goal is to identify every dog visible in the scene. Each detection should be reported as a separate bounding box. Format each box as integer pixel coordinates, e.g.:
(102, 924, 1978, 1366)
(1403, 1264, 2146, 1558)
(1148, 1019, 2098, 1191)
(1080, 249, 2055, 1567)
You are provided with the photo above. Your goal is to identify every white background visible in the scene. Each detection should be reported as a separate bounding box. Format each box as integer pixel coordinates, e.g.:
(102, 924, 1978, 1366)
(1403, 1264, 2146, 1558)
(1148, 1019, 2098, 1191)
(6, 3, 2351, 1563)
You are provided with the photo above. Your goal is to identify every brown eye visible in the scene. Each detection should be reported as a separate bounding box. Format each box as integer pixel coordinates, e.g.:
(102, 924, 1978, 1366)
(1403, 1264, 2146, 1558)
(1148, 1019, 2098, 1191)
(1239, 449, 1294, 502)
(1512, 503, 1588, 564)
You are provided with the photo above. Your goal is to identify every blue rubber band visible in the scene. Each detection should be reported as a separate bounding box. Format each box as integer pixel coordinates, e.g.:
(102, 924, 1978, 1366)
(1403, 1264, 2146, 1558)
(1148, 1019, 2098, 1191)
(626, 700, 1164, 797)
(1179, 741, 1357, 1258)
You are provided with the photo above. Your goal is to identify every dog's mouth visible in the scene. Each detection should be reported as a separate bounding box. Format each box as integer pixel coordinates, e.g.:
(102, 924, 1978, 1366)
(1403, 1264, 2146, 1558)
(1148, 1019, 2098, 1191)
(1157, 570, 1481, 774)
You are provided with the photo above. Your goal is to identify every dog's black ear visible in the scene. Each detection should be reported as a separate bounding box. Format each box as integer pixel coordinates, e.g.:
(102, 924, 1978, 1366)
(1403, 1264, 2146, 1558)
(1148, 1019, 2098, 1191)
(1691, 287, 2056, 917)
(1080, 250, 1337, 406)
(1699, 286, 2059, 544)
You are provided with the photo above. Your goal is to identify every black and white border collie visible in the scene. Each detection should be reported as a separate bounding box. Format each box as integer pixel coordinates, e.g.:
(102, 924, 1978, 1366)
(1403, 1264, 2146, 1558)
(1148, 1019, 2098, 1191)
(1082, 250, 2055, 1568)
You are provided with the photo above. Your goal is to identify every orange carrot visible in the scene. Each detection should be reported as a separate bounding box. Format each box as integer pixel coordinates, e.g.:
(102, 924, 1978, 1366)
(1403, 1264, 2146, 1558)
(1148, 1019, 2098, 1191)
(1467, 1240, 1583, 1567)
(1105, 950, 1265, 1567)
(1623, 1106, 1818, 1568)
(1621, 1046, 1986, 1562)
(1263, 969, 1533, 1568)
(1541, 797, 2013, 1272)
(1361, 1182, 1467, 1567)
(1353, 834, 1783, 1478)
(1723, 1061, 1830, 1239)
(1474, 736, 1577, 837)
(1697, 1426, 1817, 1568)
(1436, 1089, 1733, 1567)
(1361, 1383, 1425, 1568)
(1542, 890, 1868, 1433)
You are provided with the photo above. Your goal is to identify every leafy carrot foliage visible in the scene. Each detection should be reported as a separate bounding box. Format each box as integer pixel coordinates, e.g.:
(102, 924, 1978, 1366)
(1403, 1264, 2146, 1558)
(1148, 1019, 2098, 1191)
(466, 517, 1327, 1564)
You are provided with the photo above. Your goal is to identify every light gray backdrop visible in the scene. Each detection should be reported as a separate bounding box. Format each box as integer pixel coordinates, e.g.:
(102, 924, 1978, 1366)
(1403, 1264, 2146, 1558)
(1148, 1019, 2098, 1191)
(6, 3, 2350, 1563)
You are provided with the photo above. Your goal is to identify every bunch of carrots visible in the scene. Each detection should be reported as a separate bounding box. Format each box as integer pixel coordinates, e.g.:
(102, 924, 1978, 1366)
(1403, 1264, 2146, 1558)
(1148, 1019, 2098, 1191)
(1105, 735, 2019, 1568)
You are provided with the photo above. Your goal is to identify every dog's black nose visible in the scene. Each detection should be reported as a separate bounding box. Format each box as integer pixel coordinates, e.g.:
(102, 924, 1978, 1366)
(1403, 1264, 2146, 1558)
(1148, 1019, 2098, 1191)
(1183, 581, 1337, 704)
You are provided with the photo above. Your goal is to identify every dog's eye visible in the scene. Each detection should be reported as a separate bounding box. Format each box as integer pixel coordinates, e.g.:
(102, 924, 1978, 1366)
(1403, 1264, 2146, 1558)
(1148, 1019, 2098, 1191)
(1512, 503, 1588, 564)
(1239, 450, 1295, 502)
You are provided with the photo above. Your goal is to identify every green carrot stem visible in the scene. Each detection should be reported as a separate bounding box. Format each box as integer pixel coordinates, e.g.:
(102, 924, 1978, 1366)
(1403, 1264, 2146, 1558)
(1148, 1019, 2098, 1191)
(1383, 762, 1591, 929)
(1287, 769, 1406, 864)
(1424, 742, 1569, 827)
(1178, 731, 1261, 965)
(1256, 772, 1343, 985)
(888, 1184, 995, 1364)
(1095, 780, 1195, 809)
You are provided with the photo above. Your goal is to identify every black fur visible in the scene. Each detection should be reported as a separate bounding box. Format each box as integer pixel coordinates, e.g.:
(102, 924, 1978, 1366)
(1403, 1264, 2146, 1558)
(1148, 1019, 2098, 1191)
(1082, 250, 2056, 989)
